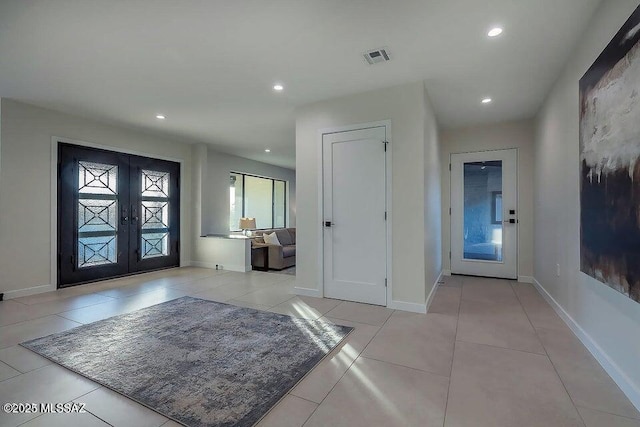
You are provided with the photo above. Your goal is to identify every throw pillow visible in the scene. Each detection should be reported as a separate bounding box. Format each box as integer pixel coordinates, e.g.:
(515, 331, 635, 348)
(263, 232, 281, 246)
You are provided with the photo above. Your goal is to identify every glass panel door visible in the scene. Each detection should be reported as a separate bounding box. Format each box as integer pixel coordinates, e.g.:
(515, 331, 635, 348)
(463, 161, 503, 262)
(128, 155, 180, 273)
(450, 149, 518, 279)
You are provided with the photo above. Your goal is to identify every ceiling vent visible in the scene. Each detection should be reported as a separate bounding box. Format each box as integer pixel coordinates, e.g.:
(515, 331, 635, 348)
(363, 48, 390, 65)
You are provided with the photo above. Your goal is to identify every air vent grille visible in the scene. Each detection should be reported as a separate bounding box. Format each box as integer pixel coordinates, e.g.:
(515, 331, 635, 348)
(363, 48, 390, 65)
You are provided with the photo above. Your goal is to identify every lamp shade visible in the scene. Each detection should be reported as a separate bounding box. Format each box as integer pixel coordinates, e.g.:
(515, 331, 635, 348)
(239, 217, 256, 230)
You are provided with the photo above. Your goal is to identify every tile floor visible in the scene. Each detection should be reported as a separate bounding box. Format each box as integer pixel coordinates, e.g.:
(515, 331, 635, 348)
(0, 268, 638, 426)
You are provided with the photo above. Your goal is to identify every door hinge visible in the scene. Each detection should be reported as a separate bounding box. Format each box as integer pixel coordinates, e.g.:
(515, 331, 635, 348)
(384, 211, 387, 221)
(383, 141, 389, 152)
(449, 207, 451, 215)
(449, 251, 451, 259)
(57, 253, 61, 268)
(176, 240, 180, 254)
(385, 278, 388, 287)
(449, 163, 451, 171)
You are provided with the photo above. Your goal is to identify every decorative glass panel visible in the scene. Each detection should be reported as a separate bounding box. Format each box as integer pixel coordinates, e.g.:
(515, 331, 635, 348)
(141, 170, 170, 197)
(78, 236, 117, 268)
(141, 232, 169, 259)
(78, 199, 117, 232)
(463, 161, 503, 262)
(78, 161, 118, 195)
(142, 201, 169, 229)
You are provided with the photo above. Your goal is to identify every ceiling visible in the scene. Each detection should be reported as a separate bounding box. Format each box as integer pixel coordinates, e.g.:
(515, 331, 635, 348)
(0, 0, 601, 169)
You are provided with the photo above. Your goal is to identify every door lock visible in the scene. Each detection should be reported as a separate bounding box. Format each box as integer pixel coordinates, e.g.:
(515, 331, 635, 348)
(324, 221, 333, 227)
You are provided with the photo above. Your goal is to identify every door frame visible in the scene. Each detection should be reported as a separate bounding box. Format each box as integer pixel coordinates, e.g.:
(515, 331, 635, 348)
(50, 136, 187, 288)
(448, 148, 519, 279)
(316, 120, 393, 307)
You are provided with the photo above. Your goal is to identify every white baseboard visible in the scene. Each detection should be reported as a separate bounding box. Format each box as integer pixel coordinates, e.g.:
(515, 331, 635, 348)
(190, 261, 251, 273)
(388, 299, 427, 314)
(425, 270, 444, 313)
(294, 286, 323, 298)
(3, 284, 56, 300)
(517, 275, 534, 284)
(532, 278, 640, 412)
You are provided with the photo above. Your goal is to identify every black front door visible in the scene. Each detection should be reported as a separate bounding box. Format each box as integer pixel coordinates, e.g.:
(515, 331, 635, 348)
(58, 143, 180, 287)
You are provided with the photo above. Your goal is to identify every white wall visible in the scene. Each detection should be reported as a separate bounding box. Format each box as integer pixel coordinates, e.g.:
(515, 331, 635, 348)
(423, 87, 443, 303)
(534, 0, 640, 408)
(0, 98, 193, 297)
(201, 146, 296, 235)
(440, 119, 535, 279)
(295, 81, 441, 309)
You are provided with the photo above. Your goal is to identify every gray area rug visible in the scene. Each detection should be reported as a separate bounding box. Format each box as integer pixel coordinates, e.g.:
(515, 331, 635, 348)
(22, 296, 352, 427)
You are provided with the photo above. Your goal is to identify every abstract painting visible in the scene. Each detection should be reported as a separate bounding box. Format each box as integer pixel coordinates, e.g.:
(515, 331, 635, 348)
(579, 5, 640, 303)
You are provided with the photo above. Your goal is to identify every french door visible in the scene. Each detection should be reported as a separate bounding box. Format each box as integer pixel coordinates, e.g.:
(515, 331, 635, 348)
(450, 149, 517, 279)
(322, 126, 387, 306)
(58, 143, 180, 287)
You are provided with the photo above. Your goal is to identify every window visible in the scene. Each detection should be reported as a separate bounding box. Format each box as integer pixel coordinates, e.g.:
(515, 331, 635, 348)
(229, 172, 287, 231)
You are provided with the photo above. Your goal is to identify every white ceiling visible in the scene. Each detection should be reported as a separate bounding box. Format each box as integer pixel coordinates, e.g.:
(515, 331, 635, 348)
(0, 0, 601, 169)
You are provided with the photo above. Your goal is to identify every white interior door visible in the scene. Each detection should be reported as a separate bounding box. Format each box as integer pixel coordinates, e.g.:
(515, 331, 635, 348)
(450, 149, 518, 279)
(323, 126, 387, 306)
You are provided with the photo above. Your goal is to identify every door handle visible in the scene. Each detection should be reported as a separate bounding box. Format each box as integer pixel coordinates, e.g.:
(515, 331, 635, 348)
(503, 219, 517, 224)
(121, 206, 129, 224)
(324, 221, 333, 227)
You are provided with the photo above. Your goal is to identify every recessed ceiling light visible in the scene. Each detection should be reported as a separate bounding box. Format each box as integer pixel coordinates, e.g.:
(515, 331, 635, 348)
(273, 84, 284, 91)
(488, 27, 503, 37)
(265, 149, 271, 153)
(482, 98, 492, 104)
(156, 114, 166, 119)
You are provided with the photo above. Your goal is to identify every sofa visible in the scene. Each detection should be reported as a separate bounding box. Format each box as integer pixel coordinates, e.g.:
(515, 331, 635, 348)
(252, 228, 296, 270)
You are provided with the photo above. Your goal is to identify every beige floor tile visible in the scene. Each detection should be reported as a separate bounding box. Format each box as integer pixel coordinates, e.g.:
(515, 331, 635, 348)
(20, 412, 110, 427)
(269, 296, 342, 320)
(0, 360, 20, 381)
(77, 387, 168, 427)
(24, 293, 115, 317)
(363, 311, 457, 376)
(325, 301, 394, 326)
(227, 299, 272, 311)
(537, 327, 640, 419)
(0, 315, 81, 349)
(445, 341, 583, 427)
(59, 289, 187, 324)
(291, 318, 379, 403)
(441, 274, 464, 288)
(304, 357, 448, 427)
(429, 286, 461, 315)
(234, 286, 295, 307)
(456, 298, 545, 354)
(0, 364, 100, 426)
(0, 345, 51, 373)
(256, 395, 317, 427)
(0, 300, 53, 327)
(578, 406, 640, 427)
(511, 282, 568, 331)
(96, 276, 189, 298)
(461, 277, 520, 305)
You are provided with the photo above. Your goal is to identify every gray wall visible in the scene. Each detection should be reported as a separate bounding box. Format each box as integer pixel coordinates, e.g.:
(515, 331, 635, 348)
(201, 145, 296, 235)
(0, 98, 193, 296)
(295, 81, 441, 309)
(534, 0, 640, 408)
(441, 119, 535, 278)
